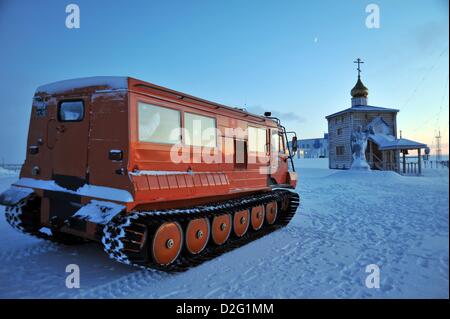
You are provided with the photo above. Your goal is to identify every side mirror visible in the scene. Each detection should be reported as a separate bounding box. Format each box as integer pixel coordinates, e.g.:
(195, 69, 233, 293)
(291, 136, 298, 154)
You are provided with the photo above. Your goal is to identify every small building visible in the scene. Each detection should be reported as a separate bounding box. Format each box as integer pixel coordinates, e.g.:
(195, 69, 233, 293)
(296, 134, 328, 158)
(325, 59, 427, 174)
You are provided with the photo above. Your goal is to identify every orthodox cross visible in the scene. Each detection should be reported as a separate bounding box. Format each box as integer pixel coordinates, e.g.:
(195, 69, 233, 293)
(354, 58, 364, 78)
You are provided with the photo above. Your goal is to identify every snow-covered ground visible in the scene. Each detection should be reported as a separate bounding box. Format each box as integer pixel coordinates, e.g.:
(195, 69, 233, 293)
(0, 159, 448, 298)
(0, 167, 18, 177)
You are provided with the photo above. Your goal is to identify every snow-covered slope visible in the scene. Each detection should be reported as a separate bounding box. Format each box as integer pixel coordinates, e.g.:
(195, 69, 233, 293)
(0, 160, 448, 298)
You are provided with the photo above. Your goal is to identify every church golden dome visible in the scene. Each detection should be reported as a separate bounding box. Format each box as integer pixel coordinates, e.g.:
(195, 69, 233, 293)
(351, 76, 369, 98)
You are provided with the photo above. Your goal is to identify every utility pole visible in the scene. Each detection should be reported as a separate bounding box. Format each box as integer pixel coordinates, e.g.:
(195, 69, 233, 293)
(435, 131, 442, 162)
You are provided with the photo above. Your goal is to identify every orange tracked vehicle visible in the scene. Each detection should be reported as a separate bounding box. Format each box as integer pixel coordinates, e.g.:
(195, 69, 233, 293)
(0, 77, 300, 270)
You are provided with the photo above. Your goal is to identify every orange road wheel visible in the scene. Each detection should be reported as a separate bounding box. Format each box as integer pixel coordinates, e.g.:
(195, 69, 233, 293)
(233, 209, 250, 237)
(151, 222, 183, 265)
(211, 214, 231, 245)
(251, 205, 265, 230)
(265, 201, 278, 225)
(185, 218, 210, 254)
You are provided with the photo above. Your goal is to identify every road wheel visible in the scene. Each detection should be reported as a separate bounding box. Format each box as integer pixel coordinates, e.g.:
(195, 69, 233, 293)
(151, 222, 183, 265)
(211, 214, 231, 245)
(265, 201, 277, 225)
(233, 209, 250, 237)
(251, 205, 265, 230)
(185, 218, 210, 255)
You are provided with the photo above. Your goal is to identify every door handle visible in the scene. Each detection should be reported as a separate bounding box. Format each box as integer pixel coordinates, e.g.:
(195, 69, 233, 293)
(56, 125, 66, 133)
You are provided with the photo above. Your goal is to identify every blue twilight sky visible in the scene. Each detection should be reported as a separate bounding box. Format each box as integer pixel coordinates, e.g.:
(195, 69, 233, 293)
(0, 0, 448, 163)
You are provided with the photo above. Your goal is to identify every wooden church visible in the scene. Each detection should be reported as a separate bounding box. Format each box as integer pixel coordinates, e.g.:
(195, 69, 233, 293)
(326, 59, 427, 174)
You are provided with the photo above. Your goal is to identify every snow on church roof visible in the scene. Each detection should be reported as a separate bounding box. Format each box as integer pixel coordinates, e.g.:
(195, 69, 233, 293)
(369, 133, 427, 150)
(325, 105, 399, 119)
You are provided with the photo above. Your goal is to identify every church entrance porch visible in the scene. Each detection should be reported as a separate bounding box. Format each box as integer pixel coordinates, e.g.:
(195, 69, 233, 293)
(366, 141, 399, 172)
(365, 139, 427, 175)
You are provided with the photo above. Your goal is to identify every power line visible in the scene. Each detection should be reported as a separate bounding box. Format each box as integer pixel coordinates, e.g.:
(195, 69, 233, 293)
(411, 110, 442, 132)
(401, 47, 448, 110)
(433, 74, 449, 132)
(409, 75, 449, 132)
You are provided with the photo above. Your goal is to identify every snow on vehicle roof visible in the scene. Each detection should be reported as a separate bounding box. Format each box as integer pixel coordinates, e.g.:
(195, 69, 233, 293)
(35, 76, 277, 124)
(36, 76, 128, 94)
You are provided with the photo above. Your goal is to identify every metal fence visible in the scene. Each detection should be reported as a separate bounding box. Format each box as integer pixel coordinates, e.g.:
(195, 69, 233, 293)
(423, 160, 449, 169)
(399, 160, 448, 176)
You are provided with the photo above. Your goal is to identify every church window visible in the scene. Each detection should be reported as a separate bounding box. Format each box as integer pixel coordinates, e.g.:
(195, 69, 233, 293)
(336, 146, 345, 156)
(337, 128, 342, 135)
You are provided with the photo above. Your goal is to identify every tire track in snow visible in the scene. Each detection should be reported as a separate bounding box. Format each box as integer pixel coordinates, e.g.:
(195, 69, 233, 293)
(72, 268, 170, 298)
(194, 226, 320, 298)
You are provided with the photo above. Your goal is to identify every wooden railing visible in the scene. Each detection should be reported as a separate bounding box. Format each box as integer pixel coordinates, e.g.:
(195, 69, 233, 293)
(400, 162, 419, 175)
(369, 161, 383, 170)
(368, 151, 399, 172)
(368, 159, 398, 172)
(372, 153, 383, 163)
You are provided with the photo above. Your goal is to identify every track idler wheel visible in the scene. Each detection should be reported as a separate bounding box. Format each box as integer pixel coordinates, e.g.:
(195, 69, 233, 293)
(233, 209, 250, 237)
(265, 201, 277, 225)
(211, 214, 231, 245)
(151, 222, 183, 265)
(185, 218, 210, 255)
(280, 195, 290, 212)
(250, 205, 265, 230)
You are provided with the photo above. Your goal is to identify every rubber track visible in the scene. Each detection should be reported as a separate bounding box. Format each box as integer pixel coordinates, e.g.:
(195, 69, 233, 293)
(102, 189, 300, 272)
(5, 196, 54, 241)
(4, 196, 86, 245)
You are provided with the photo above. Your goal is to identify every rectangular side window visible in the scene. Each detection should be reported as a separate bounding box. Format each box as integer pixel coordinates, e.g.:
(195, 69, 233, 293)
(248, 126, 266, 152)
(138, 102, 181, 144)
(234, 139, 247, 169)
(184, 112, 217, 147)
(279, 134, 286, 154)
(271, 130, 280, 154)
(59, 100, 84, 122)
